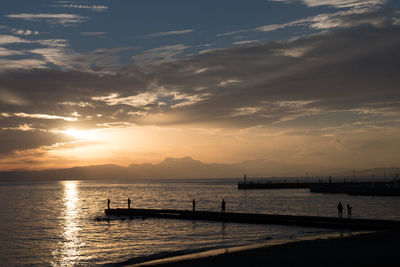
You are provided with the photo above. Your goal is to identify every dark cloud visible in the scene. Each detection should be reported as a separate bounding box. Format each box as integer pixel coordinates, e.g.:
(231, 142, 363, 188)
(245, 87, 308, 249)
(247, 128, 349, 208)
(0, 129, 70, 154)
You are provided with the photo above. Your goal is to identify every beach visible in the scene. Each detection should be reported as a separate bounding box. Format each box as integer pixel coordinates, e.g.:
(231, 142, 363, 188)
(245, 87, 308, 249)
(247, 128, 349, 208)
(134, 231, 400, 267)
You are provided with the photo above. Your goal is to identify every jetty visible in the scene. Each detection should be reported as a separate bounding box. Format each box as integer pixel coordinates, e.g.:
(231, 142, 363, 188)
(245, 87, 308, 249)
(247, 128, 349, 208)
(310, 181, 400, 196)
(238, 180, 392, 190)
(238, 177, 400, 196)
(238, 181, 321, 189)
(104, 208, 400, 230)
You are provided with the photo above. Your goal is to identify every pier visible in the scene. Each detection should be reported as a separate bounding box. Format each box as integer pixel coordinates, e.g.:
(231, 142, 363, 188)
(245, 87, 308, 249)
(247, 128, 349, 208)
(238, 179, 400, 196)
(104, 208, 400, 230)
(237, 180, 389, 190)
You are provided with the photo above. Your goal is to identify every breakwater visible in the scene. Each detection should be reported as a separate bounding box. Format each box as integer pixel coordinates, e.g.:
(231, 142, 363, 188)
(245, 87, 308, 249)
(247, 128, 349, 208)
(238, 179, 400, 196)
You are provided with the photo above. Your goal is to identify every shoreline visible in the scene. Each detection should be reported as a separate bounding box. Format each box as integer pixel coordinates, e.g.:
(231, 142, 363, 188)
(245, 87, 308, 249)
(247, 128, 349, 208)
(127, 230, 399, 267)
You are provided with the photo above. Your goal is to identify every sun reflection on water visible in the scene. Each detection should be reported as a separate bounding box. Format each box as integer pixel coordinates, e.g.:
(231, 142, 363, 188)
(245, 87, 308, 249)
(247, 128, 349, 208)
(54, 181, 84, 266)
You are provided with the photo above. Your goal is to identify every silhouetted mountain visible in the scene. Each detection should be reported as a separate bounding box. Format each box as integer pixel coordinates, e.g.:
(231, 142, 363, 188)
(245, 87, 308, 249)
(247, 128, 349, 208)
(0, 157, 398, 181)
(0, 164, 130, 181)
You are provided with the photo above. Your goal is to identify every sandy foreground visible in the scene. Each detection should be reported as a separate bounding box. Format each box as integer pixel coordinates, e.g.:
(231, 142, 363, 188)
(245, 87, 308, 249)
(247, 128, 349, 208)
(129, 230, 400, 267)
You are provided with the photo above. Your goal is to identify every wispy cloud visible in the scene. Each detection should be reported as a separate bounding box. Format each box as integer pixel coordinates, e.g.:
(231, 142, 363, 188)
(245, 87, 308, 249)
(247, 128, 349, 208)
(0, 59, 46, 71)
(0, 47, 25, 57)
(57, 4, 108, 12)
(133, 44, 189, 66)
(1, 112, 78, 121)
(35, 39, 68, 48)
(147, 29, 194, 38)
(0, 89, 29, 105)
(6, 13, 87, 26)
(218, 6, 394, 37)
(0, 35, 30, 45)
(231, 107, 262, 117)
(268, 0, 387, 9)
(92, 92, 158, 107)
(233, 40, 260, 45)
(2, 124, 35, 132)
(92, 91, 208, 108)
(11, 29, 39, 36)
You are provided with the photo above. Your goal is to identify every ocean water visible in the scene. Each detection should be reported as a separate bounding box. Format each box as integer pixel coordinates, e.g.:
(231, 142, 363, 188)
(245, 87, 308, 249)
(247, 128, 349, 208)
(0, 179, 399, 266)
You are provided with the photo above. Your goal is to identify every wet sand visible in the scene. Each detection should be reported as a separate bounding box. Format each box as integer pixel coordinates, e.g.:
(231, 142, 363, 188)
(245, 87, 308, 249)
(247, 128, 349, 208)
(132, 231, 400, 267)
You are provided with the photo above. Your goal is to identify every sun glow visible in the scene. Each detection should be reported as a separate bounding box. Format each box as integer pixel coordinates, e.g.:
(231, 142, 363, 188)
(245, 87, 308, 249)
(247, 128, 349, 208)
(63, 128, 99, 141)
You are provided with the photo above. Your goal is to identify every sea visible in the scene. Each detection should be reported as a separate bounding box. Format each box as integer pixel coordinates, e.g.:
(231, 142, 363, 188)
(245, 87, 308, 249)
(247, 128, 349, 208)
(1, 178, 399, 266)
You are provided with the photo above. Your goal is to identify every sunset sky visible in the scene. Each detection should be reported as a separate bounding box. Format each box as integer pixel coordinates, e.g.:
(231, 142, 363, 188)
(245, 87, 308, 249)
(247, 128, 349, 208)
(0, 0, 399, 172)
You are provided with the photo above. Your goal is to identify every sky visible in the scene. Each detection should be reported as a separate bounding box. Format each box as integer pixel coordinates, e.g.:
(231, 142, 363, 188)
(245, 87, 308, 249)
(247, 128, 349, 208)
(0, 0, 399, 173)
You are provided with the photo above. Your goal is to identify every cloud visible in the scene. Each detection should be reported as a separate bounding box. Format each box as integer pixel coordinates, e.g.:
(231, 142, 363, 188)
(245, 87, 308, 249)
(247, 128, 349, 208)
(0, 89, 29, 105)
(231, 107, 263, 117)
(6, 13, 87, 26)
(57, 4, 108, 12)
(1, 112, 78, 121)
(308, 7, 393, 29)
(133, 44, 189, 66)
(11, 29, 39, 36)
(0, 59, 46, 71)
(218, 6, 396, 37)
(2, 124, 35, 131)
(274, 43, 317, 57)
(147, 29, 194, 38)
(35, 39, 68, 47)
(92, 92, 159, 107)
(233, 40, 261, 45)
(92, 91, 209, 109)
(268, 0, 387, 9)
(27, 46, 135, 73)
(0, 129, 69, 154)
(0, 35, 30, 45)
(0, 47, 25, 57)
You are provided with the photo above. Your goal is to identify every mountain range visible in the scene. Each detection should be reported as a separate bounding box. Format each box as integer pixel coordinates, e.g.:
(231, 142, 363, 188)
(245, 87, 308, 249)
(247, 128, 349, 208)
(0, 157, 398, 181)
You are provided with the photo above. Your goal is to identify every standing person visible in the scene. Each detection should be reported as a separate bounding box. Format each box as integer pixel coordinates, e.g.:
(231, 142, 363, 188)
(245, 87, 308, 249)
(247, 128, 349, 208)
(347, 204, 352, 219)
(192, 199, 196, 212)
(337, 201, 343, 218)
(128, 198, 131, 209)
(221, 199, 226, 212)
(107, 198, 111, 210)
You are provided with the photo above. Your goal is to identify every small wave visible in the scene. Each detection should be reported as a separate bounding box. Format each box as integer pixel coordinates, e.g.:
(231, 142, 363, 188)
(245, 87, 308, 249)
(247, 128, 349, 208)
(93, 215, 142, 222)
(104, 245, 233, 266)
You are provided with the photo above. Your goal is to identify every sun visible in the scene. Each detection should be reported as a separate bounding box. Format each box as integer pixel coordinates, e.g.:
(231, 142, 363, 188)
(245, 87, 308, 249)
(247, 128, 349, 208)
(63, 128, 98, 141)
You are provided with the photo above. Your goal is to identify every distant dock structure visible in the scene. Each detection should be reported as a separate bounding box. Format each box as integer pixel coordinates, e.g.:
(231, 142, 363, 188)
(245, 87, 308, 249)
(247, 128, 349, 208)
(238, 175, 331, 189)
(238, 175, 400, 196)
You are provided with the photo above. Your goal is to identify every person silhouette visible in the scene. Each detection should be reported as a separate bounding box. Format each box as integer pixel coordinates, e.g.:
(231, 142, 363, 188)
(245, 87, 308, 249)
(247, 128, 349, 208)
(347, 204, 352, 219)
(192, 199, 196, 212)
(337, 201, 343, 218)
(107, 198, 110, 210)
(128, 198, 131, 209)
(221, 199, 226, 212)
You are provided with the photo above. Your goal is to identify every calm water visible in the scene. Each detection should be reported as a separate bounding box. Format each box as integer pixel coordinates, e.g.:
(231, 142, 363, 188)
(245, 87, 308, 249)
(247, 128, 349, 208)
(0, 179, 399, 266)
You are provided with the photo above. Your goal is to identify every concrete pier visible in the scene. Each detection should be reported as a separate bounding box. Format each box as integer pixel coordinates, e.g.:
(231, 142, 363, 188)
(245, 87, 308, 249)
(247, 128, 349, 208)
(237, 181, 390, 190)
(104, 208, 400, 230)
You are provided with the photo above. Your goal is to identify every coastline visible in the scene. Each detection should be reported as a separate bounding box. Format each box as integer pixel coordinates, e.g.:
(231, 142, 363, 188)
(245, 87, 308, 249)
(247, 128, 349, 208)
(128, 230, 400, 267)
